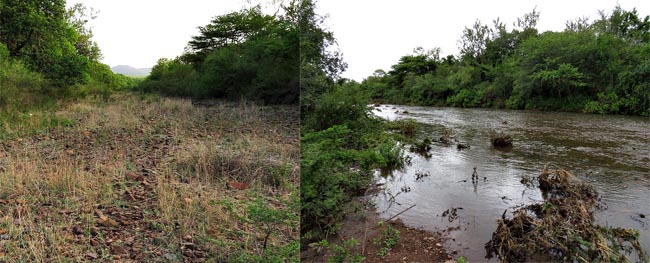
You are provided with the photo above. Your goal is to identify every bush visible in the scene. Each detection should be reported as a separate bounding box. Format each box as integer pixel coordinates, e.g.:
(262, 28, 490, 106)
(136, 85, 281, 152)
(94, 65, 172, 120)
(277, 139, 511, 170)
(137, 58, 200, 97)
(301, 123, 403, 244)
(303, 82, 371, 132)
(0, 43, 48, 110)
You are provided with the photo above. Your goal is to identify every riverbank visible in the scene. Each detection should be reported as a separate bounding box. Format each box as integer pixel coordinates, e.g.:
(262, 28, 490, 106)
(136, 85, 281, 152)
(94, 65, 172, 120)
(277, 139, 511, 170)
(301, 193, 451, 263)
(0, 92, 300, 261)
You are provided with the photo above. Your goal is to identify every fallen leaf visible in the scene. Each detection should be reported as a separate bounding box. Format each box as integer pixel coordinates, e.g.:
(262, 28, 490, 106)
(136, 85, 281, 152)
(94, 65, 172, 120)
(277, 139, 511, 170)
(86, 252, 98, 259)
(72, 225, 83, 235)
(125, 172, 141, 181)
(227, 181, 249, 190)
(111, 245, 126, 254)
(183, 250, 194, 257)
(59, 209, 74, 215)
(13, 206, 27, 218)
(100, 217, 118, 227)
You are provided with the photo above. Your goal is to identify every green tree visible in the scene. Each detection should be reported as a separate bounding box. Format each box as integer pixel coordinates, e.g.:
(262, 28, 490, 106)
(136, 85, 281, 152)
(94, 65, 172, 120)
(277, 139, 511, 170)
(140, 5, 299, 104)
(0, 0, 94, 87)
(292, 0, 347, 116)
(182, 6, 275, 66)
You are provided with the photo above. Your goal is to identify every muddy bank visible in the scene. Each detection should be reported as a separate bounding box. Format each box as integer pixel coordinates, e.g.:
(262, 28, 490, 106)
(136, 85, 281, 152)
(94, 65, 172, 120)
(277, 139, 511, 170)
(301, 194, 451, 263)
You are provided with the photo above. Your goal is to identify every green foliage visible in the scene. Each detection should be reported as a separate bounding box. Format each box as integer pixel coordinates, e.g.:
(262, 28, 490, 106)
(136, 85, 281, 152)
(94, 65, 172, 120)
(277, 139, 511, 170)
(299, 1, 407, 248)
(138, 58, 199, 97)
(384, 118, 418, 138)
(0, 43, 47, 110)
(325, 238, 365, 263)
(297, 0, 347, 116)
(301, 124, 403, 241)
(359, 6, 649, 116)
(139, 6, 299, 104)
(0, 0, 135, 105)
(373, 222, 400, 257)
(0, 0, 90, 87)
(303, 81, 371, 132)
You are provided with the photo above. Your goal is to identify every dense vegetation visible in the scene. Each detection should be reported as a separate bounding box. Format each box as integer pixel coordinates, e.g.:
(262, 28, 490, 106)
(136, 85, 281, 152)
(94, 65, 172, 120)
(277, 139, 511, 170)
(137, 6, 299, 104)
(299, 0, 406, 251)
(0, 0, 137, 138)
(358, 6, 650, 116)
(0, 0, 136, 101)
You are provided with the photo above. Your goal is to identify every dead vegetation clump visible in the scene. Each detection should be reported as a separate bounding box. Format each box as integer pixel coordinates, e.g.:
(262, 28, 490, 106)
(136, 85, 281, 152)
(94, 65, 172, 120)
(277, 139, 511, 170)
(485, 168, 646, 262)
(385, 119, 418, 138)
(438, 129, 456, 145)
(490, 133, 513, 148)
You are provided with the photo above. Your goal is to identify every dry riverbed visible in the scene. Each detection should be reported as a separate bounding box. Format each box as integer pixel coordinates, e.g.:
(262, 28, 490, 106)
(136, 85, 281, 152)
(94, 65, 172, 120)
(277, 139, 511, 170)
(0, 93, 299, 262)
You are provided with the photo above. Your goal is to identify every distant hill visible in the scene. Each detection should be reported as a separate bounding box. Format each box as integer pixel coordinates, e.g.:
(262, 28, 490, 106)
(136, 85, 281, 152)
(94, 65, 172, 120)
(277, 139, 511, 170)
(111, 65, 151, 77)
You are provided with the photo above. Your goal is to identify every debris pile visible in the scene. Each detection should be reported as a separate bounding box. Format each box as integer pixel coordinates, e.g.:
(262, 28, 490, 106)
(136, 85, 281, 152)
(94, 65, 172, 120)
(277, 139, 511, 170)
(439, 129, 455, 145)
(490, 134, 513, 147)
(485, 168, 646, 262)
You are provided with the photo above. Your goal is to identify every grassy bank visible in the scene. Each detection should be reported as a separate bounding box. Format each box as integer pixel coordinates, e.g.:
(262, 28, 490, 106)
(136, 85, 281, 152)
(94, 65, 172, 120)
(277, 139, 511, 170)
(0, 92, 299, 262)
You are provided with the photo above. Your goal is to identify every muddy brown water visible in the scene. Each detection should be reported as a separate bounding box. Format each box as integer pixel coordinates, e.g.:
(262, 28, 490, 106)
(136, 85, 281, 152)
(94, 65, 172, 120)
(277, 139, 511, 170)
(371, 105, 650, 262)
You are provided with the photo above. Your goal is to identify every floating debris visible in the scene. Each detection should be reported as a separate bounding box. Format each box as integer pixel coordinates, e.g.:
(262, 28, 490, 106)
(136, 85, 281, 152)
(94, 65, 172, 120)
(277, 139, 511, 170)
(410, 137, 432, 157)
(415, 171, 431, 181)
(471, 167, 479, 183)
(490, 134, 513, 148)
(485, 168, 646, 262)
(439, 129, 456, 145)
(441, 207, 463, 223)
(457, 142, 470, 150)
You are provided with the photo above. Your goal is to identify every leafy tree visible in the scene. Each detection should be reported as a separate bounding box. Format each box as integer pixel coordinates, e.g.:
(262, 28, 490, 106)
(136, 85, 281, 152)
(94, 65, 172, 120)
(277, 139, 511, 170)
(459, 20, 491, 64)
(66, 3, 101, 62)
(140, 5, 299, 104)
(358, 6, 648, 115)
(182, 6, 275, 66)
(0, 0, 99, 87)
(293, 0, 347, 116)
(593, 6, 650, 44)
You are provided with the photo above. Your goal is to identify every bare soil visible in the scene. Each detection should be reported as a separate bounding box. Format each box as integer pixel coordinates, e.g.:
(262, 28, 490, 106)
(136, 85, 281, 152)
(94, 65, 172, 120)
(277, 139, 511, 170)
(302, 195, 451, 263)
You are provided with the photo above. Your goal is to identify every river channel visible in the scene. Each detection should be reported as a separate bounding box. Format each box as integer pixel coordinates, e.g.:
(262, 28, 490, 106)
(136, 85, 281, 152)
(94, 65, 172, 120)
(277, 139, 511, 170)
(371, 105, 650, 262)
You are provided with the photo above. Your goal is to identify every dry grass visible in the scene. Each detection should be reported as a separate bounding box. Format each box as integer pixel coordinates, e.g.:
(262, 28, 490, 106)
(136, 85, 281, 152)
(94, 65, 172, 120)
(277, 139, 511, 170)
(0, 92, 299, 262)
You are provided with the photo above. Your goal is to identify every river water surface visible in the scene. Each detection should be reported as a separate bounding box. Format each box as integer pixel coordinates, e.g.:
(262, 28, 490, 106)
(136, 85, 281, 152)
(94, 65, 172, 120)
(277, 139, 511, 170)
(371, 105, 650, 262)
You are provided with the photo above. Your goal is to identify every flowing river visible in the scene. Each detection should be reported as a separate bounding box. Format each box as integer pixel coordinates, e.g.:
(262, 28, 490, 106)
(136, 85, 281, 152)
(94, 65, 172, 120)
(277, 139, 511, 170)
(371, 105, 650, 262)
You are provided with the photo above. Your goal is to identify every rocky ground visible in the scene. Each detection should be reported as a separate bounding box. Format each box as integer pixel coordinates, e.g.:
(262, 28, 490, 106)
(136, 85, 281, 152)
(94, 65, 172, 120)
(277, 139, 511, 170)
(0, 93, 299, 262)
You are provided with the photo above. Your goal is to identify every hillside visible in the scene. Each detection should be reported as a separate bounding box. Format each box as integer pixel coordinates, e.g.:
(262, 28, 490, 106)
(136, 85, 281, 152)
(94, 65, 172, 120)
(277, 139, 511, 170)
(111, 65, 151, 77)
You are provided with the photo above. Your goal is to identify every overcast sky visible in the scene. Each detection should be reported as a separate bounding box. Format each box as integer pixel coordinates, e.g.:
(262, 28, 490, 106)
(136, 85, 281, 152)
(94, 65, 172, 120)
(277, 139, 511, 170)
(317, 0, 650, 81)
(66, 0, 249, 69)
(68, 1, 649, 79)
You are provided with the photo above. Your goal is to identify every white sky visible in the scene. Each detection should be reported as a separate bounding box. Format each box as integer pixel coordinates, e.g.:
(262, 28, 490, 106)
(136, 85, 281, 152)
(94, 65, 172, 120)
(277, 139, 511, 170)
(66, 0, 249, 69)
(67, 0, 649, 77)
(317, 0, 650, 81)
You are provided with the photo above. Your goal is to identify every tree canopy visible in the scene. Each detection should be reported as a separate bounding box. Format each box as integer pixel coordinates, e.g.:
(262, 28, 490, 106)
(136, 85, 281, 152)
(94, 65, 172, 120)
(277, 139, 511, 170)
(140, 4, 300, 104)
(357, 6, 650, 116)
